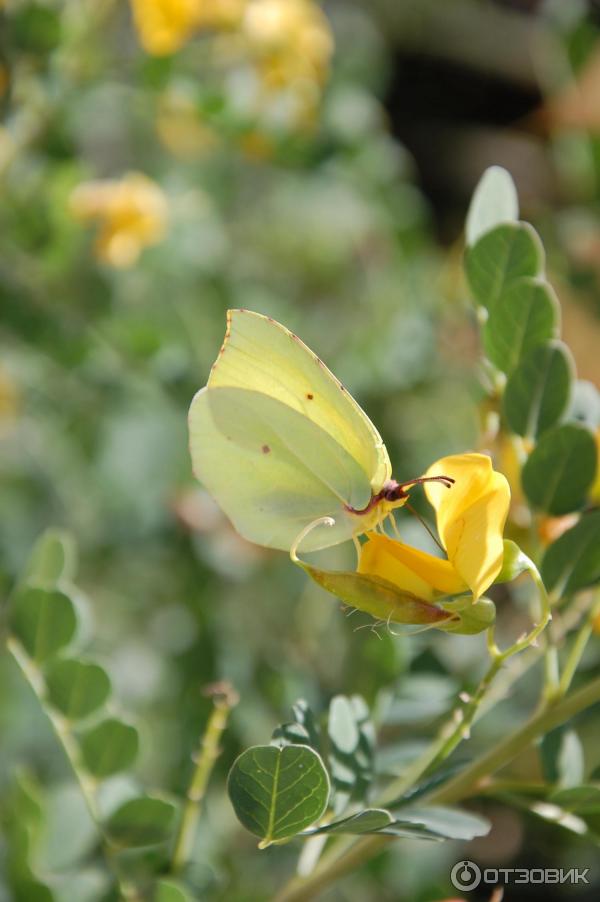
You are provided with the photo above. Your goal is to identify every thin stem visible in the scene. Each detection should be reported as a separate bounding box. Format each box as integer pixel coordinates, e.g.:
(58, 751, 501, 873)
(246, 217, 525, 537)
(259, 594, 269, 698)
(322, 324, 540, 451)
(7, 638, 139, 901)
(171, 683, 238, 874)
(555, 592, 600, 700)
(274, 675, 600, 902)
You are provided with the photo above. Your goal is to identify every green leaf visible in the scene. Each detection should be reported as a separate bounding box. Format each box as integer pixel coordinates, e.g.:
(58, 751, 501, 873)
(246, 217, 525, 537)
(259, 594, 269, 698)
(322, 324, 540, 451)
(327, 695, 374, 813)
(227, 744, 330, 847)
(540, 728, 584, 788)
(483, 278, 559, 373)
(503, 341, 574, 438)
(385, 674, 457, 725)
(9, 586, 78, 663)
(272, 700, 322, 751)
(329, 696, 360, 755)
(80, 718, 139, 778)
(395, 805, 491, 840)
(306, 808, 394, 835)
(155, 881, 193, 902)
(465, 222, 544, 310)
(45, 658, 111, 720)
(23, 529, 77, 588)
(465, 165, 519, 246)
(549, 786, 600, 814)
(522, 424, 597, 514)
(541, 510, 600, 596)
(303, 808, 444, 840)
(105, 796, 178, 847)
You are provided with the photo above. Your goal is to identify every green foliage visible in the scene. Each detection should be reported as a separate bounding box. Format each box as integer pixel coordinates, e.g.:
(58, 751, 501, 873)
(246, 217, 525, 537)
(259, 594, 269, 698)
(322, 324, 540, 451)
(327, 694, 374, 813)
(79, 718, 139, 778)
(503, 341, 574, 438)
(44, 658, 111, 720)
(483, 278, 559, 374)
(465, 165, 519, 246)
(465, 222, 544, 310)
(23, 529, 77, 588)
(541, 510, 600, 595)
(105, 797, 178, 847)
(540, 728, 584, 788)
(521, 423, 597, 515)
(227, 745, 330, 846)
(9, 586, 78, 662)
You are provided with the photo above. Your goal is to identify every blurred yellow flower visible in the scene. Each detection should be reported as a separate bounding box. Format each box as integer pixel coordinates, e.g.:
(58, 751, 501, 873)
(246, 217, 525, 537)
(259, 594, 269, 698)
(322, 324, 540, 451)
(156, 90, 219, 158)
(242, 0, 333, 92)
(130, 0, 246, 55)
(358, 453, 511, 602)
(70, 173, 168, 268)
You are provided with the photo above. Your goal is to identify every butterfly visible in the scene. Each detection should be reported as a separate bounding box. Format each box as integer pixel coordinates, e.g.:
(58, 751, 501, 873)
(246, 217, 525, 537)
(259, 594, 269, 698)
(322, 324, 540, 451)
(188, 310, 451, 552)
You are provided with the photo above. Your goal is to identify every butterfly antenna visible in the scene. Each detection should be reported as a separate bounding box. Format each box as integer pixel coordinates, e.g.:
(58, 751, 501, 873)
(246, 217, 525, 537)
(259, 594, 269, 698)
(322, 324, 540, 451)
(405, 503, 445, 553)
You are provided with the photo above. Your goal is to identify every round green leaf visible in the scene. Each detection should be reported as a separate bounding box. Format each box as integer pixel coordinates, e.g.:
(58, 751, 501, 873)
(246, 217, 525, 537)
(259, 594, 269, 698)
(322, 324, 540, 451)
(227, 744, 330, 847)
(466, 165, 519, 246)
(105, 796, 177, 847)
(80, 718, 139, 777)
(24, 529, 77, 587)
(541, 510, 600, 596)
(155, 881, 193, 902)
(504, 341, 574, 438)
(9, 586, 78, 662)
(483, 277, 559, 373)
(465, 222, 544, 310)
(329, 696, 359, 755)
(522, 424, 597, 515)
(45, 658, 111, 720)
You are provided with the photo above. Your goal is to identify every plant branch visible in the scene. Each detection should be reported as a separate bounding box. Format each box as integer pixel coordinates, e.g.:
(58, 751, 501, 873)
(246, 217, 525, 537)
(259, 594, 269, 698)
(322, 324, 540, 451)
(171, 682, 238, 874)
(6, 637, 139, 900)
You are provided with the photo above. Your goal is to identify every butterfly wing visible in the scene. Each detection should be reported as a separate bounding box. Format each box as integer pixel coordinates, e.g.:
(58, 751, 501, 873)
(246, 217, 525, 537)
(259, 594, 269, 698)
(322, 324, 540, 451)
(208, 309, 391, 491)
(189, 386, 374, 550)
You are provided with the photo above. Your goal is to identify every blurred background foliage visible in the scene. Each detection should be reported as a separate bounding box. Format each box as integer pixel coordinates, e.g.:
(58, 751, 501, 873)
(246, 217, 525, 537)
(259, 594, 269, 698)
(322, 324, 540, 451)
(2, 0, 600, 899)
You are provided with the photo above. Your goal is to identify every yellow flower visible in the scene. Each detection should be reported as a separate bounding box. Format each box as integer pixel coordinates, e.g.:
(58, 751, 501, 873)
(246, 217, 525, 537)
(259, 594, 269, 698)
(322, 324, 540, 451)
(130, 0, 246, 56)
(358, 453, 510, 602)
(70, 173, 168, 268)
(242, 0, 332, 86)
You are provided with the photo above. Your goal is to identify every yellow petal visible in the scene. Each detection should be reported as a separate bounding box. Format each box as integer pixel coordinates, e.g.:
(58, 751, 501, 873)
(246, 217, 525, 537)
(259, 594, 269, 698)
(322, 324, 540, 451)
(424, 453, 510, 599)
(358, 533, 467, 603)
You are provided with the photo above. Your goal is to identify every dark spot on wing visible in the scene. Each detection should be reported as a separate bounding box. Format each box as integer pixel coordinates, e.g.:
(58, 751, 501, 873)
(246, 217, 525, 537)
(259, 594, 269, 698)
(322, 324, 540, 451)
(262, 444, 271, 454)
(306, 393, 314, 400)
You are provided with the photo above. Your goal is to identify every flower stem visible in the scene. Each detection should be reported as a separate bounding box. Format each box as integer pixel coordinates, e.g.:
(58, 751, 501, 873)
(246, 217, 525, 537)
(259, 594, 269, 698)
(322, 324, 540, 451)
(555, 591, 600, 700)
(171, 682, 238, 874)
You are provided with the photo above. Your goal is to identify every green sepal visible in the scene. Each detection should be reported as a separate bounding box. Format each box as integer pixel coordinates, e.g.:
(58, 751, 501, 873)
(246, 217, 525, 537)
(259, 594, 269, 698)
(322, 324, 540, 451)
(437, 595, 496, 635)
(295, 560, 495, 634)
(495, 540, 531, 584)
(295, 558, 451, 626)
